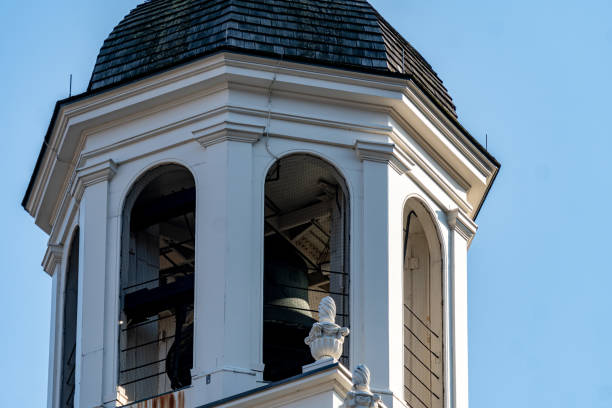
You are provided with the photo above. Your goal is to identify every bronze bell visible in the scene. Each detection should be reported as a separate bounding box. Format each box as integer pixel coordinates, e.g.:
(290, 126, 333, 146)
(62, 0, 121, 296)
(264, 235, 315, 327)
(263, 235, 316, 381)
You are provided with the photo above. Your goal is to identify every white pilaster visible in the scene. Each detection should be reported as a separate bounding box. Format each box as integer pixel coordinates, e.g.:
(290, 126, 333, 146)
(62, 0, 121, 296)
(355, 141, 406, 407)
(191, 124, 262, 405)
(73, 160, 116, 408)
(43, 245, 63, 408)
(446, 209, 476, 408)
(102, 210, 121, 407)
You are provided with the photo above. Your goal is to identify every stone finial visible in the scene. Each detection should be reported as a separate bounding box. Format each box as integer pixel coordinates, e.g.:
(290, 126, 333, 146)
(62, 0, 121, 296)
(303, 297, 349, 371)
(318, 296, 336, 323)
(352, 365, 371, 392)
(342, 365, 383, 408)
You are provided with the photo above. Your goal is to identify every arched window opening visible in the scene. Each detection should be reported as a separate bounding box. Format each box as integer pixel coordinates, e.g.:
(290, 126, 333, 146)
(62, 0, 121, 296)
(403, 204, 443, 408)
(60, 228, 79, 408)
(263, 154, 350, 382)
(118, 165, 195, 404)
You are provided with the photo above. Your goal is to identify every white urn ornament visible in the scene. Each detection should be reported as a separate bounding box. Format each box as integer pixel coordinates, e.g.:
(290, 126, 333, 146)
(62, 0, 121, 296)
(342, 365, 383, 408)
(304, 296, 349, 364)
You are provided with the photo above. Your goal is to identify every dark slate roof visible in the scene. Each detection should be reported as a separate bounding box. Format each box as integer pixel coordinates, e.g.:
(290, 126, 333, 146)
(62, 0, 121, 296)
(88, 0, 456, 116)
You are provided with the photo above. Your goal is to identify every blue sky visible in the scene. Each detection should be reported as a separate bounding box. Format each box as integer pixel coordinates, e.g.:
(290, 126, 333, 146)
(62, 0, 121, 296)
(1, 1, 611, 407)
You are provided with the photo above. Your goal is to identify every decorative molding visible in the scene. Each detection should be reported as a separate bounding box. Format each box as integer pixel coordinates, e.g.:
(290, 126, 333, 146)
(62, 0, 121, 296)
(42, 244, 63, 276)
(403, 80, 495, 177)
(446, 208, 478, 241)
(49, 192, 80, 248)
(27, 53, 495, 232)
(194, 121, 263, 148)
(354, 140, 414, 175)
(389, 125, 471, 191)
(70, 159, 117, 203)
(193, 363, 352, 407)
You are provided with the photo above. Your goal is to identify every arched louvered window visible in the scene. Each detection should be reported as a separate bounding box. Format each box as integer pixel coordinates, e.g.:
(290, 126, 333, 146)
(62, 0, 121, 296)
(403, 200, 443, 408)
(262, 154, 350, 381)
(60, 228, 79, 408)
(118, 164, 195, 405)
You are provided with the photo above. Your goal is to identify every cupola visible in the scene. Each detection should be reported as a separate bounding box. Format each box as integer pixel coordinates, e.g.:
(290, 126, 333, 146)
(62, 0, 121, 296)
(23, 1, 499, 408)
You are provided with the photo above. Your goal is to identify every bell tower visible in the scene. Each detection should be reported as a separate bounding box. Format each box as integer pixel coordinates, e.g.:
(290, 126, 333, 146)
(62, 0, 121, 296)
(23, 1, 499, 408)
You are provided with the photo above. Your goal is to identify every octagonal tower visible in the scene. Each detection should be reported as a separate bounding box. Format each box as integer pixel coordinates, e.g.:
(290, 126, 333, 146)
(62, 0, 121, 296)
(23, 1, 499, 408)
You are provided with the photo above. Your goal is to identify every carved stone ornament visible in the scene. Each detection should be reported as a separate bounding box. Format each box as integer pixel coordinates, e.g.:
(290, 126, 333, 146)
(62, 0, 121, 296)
(342, 365, 383, 408)
(304, 296, 350, 362)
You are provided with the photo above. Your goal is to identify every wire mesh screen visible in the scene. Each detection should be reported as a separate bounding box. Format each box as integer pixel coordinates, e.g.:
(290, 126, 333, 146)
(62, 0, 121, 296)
(119, 166, 195, 405)
(263, 155, 350, 381)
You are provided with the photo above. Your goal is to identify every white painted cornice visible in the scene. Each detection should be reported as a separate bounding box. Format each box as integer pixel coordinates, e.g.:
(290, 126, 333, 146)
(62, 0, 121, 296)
(354, 140, 414, 175)
(26, 51, 497, 235)
(394, 88, 498, 218)
(388, 126, 473, 215)
(70, 159, 117, 203)
(42, 244, 63, 276)
(446, 208, 478, 244)
(26, 110, 73, 218)
(194, 121, 263, 148)
(404, 80, 495, 176)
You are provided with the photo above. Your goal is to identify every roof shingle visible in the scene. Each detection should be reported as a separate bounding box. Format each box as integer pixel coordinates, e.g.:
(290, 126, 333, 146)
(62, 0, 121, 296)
(88, 0, 456, 116)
